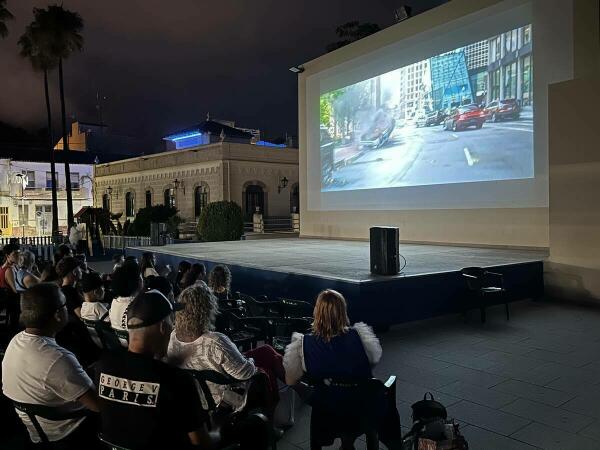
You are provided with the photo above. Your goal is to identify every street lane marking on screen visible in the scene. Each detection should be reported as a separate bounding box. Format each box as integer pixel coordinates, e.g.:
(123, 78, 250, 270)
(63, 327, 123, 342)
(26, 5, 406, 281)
(488, 125, 534, 133)
(464, 147, 474, 166)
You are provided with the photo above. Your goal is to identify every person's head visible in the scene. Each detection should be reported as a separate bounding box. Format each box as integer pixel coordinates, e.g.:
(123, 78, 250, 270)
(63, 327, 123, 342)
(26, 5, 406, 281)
(18, 250, 36, 271)
(55, 244, 73, 261)
(208, 265, 231, 293)
(178, 260, 191, 274)
(20, 283, 68, 334)
(144, 276, 174, 302)
(176, 282, 218, 341)
(112, 253, 125, 268)
(56, 256, 83, 285)
(127, 289, 183, 357)
(75, 253, 88, 271)
(40, 262, 59, 283)
(180, 263, 206, 289)
(140, 252, 156, 271)
(124, 255, 138, 265)
(111, 261, 142, 298)
(312, 289, 350, 342)
(80, 272, 105, 302)
(3, 243, 20, 265)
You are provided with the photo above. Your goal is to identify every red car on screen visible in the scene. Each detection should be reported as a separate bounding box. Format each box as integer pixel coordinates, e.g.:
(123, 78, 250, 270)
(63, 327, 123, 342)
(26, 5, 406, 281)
(484, 99, 521, 122)
(443, 105, 486, 131)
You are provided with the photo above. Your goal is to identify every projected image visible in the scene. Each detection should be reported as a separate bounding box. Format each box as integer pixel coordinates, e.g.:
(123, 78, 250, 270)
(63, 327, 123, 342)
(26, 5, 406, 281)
(320, 25, 533, 192)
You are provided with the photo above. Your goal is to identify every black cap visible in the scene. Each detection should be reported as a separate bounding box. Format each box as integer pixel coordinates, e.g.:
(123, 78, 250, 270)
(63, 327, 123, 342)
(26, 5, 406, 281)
(127, 289, 183, 329)
(80, 272, 103, 293)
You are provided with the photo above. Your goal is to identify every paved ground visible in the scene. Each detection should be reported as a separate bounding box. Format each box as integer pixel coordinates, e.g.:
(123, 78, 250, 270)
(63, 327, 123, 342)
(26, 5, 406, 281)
(280, 300, 600, 450)
(324, 116, 533, 191)
(129, 239, 546, 281)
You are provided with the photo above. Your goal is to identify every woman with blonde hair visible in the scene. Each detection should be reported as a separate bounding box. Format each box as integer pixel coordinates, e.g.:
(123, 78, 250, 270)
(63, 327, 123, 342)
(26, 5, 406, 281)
(167, 282, 285, 413)
(283, 289, 382, 385)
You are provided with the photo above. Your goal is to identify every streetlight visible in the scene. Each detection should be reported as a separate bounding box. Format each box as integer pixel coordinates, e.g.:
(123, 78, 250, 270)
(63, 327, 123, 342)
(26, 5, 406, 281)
(278, 176, 289, 194)
(15, 173, 27, 238)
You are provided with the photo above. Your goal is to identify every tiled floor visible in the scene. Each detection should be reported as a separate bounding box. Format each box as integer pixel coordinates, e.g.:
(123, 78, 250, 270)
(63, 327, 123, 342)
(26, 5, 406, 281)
(280, 300, 600, 450)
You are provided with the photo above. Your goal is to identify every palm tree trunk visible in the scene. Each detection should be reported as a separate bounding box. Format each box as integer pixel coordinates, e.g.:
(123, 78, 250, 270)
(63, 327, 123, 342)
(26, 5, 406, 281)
(44, 69, 60, 238)
(58, 58, 74, 229)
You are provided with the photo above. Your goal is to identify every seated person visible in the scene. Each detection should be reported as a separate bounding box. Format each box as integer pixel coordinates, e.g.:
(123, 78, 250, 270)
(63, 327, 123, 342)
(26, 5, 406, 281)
(140, 252, 160, 278)
(109, 261, 142, 331)
(168, 283, 285, 414)
(283, 289, 382, 448)
(14, 250, 40, 293)
(0, 243, 20, 293)
(207, 264, 231, 301)
(2, 283, 100, 448)
(40, 262, 60, 284)
(172, 260, 191, 295)
(180, 262, 206, 290)
(54, 243, 73, 264)
(56, 256, 84, 317)
(112, 253, 125, 272)
(144, 275, 175, 302)
(94, 290, 211, 449)
(80, 272, 109, 322)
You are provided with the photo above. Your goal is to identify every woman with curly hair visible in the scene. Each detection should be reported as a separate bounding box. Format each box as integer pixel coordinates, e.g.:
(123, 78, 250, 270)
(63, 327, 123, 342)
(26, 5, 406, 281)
(167, 282, 285, 413)
(207, 264, 231, 301)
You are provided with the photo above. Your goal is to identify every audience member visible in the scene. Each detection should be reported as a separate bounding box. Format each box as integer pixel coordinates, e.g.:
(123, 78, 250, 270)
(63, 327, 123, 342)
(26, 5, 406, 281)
(173, 260, 191, 291)
(94, 290, 211, 449)
(1, 283, 100, 448)
(180, 262, 206, 290)
(56, 256, 84, 317)
(0, 243, 20, 293)
(54, 243, 73, 264)
(111, 253, 125, 272)
(140, 252, 160, 278)
(168, 283, 285, 414)
(144, 275, 175, 302)
(40, 262, 60, 284)
(75, 253, 95, 274)
(80, 272, 109, 322)
(109, 261, 142, 331)
(208, 264, 231, 301)
(14, 250, 40, 293)
(283, 289, 381, 385)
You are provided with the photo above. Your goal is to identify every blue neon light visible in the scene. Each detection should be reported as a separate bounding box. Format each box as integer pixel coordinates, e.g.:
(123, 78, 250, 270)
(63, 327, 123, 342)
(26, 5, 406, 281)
(165, 131, 202, 141)
(256, 140, 286, 148)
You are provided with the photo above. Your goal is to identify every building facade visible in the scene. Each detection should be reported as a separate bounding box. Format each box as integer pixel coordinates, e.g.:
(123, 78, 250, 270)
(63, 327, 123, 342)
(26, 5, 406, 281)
(487, 24, 532, 105)
(93, 141, 299, 225)
(0, 159, 93, 237)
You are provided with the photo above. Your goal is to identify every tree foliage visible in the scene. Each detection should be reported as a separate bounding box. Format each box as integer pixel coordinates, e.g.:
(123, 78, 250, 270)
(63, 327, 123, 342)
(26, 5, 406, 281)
(326, 21, 381, 53)
(128, 205, 182, 237)
(197, 201, 244, 242)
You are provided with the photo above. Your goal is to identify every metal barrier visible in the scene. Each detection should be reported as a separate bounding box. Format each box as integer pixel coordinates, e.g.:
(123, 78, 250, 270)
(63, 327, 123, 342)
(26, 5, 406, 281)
(102, 235, 174, 250)
(0, 236, 61, 246)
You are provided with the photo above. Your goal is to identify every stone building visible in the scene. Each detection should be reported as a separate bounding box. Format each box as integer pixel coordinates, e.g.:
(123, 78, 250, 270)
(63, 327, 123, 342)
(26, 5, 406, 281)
(93, 140, 299, 228)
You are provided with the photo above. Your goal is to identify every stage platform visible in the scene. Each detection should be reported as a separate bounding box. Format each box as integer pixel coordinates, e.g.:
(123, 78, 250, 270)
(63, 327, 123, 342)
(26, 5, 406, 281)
(127, 239, 547, 327)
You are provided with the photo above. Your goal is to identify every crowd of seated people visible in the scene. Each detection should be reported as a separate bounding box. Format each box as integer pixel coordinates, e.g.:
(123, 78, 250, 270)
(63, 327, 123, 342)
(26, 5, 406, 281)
(0, 244, 383, 450)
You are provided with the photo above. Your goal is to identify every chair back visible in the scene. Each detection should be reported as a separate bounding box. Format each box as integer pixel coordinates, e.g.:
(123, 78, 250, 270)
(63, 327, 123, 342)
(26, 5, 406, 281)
(187, 369, 238, 411)
(267, 317, 312, 352)
(278, 298, 313, 318)
(461, 267, 485, 291)
(12, 401, 89, 445)
(236, 292, 279, 317)
(98, 432, 134, 450)
(113, 328, 129, 348)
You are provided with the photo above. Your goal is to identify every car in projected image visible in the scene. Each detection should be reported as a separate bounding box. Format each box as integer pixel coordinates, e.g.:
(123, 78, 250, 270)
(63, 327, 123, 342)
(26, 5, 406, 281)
(359, 109, 395, 148)
(484, 99, 521, 122)
(443, 105, 486, 131)
(424, 110, 447, 126)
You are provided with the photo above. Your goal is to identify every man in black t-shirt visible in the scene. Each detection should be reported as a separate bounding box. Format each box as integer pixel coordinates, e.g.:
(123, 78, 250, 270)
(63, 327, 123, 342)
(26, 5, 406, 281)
(94, 290, 210, 449)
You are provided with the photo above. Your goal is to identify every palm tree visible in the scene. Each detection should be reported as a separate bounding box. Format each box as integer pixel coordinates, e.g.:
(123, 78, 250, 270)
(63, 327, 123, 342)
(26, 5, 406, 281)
(34, 5, 84, 228)
(18, 17, 60, 237)
(0, 0, 13, 38)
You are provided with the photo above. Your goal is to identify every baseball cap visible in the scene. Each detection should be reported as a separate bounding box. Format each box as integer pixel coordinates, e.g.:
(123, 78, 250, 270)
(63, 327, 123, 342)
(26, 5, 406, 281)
(127, 289, 183, 329)
(80, 272, 103, 293)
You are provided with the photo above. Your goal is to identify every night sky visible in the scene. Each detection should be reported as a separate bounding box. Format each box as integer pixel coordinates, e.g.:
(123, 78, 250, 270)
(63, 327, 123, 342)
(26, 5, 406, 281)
(0, 0, 446, 150)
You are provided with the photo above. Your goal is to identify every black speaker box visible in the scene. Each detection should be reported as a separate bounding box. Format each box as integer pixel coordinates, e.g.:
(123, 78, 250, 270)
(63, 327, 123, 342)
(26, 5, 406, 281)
(370, 226, 399, 275)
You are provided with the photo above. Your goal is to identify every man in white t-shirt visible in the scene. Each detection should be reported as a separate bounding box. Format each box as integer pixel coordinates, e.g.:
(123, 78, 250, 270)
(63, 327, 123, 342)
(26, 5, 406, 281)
(109, 261, 142, 331)
(2, 283, 100, 447)
(80, 272, 109, 322)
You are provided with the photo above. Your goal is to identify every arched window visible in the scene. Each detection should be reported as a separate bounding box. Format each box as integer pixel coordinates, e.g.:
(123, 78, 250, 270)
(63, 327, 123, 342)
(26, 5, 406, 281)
(194, 185, 209, 218)
(145, 190, 152, 208)
(102, 194, 110, 211)
(164, 188, 175, 208)
(244, 184, 264, 219)
(125, 192, 135, 217)
(290, 184, 299, 213)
